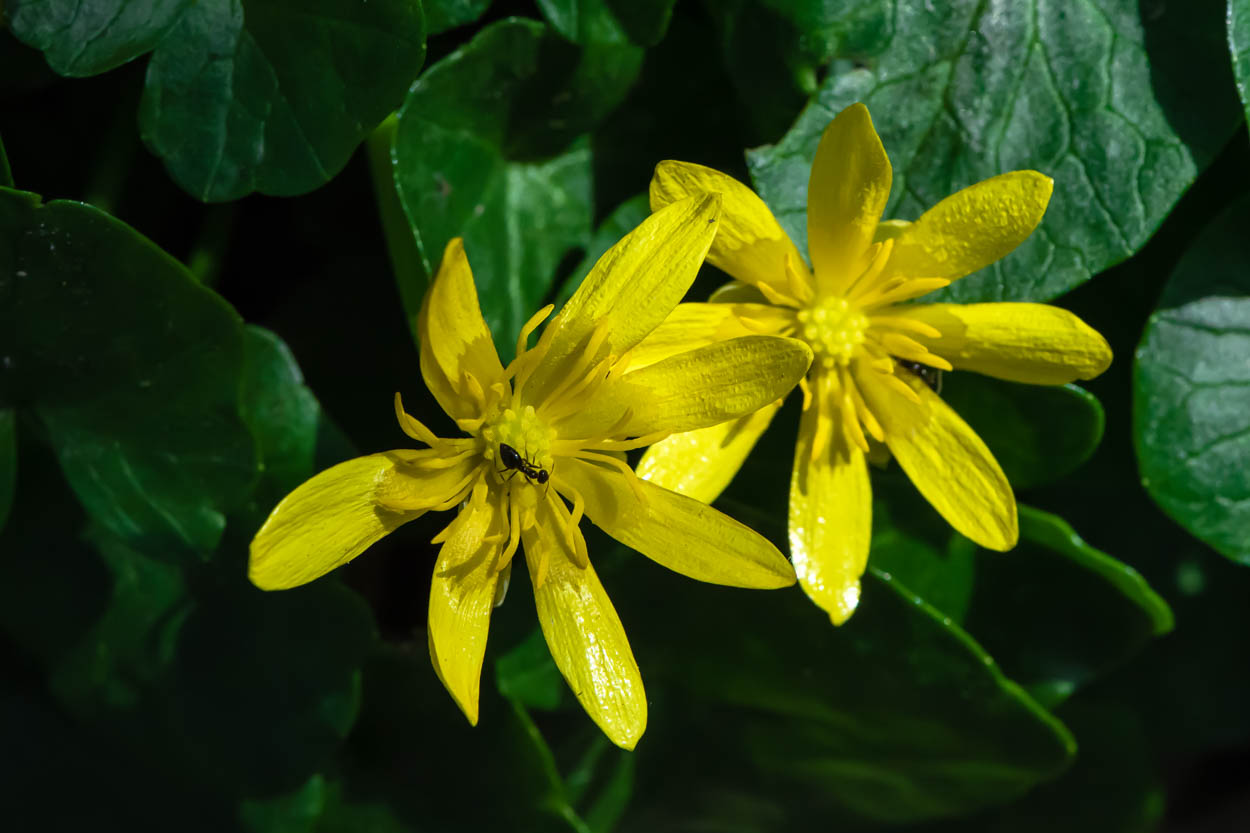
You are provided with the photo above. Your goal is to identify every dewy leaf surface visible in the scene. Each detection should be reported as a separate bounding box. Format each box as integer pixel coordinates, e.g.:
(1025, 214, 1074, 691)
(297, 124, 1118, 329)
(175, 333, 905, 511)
(1232, 0, 1250, 130)
(748, 0, 1241, 303)
(1134, 193, 1250, 565)
(9, 0, 427, 201)
(0, 188, 256, 556)
(394, 19, 640, 357)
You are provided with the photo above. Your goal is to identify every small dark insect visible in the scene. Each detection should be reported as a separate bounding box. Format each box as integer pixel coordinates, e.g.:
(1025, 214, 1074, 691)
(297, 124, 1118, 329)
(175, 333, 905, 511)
(498, 442, 550, 485)
(896, 359, 943, 394)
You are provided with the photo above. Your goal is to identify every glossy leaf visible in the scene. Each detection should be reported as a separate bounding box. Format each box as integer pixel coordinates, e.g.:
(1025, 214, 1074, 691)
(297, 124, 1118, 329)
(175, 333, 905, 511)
(425, 0, 494, 35)
(394, 19, 641, 357)
(0, 409, 14, 533)
(617, 556, 1074, 823)
(1233, 0, 1250, 131)
(943, 375, 1105, 489)
(538, 0, 676, 45)
(1134, 193, 1250, 565)
(9, 0, 427, 201)
(496, 627, 569, 711)
(964, 506, 1173, 709)
(0, 131, 12, 187)
(0, 188, 256, 557)
(747, 0, 1240, 303)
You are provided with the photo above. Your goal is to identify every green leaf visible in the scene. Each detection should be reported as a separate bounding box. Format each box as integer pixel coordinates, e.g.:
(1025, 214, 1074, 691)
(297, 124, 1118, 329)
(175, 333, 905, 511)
(0, 188, 256, 556)
(0, 131, 12, 188)
(870, 493, 976, 623)
(47, 529, 189, 720)
(393, 18, 641, 358)
(1134, 192, 1250, 565)
(425, 0, 493, 35)
(538, 0, 675, 45)
(496, 626, 569, 711)
(747, 0, 1241, 303)
(240, 774, 327, 833)
(553, 193, 650, 308)
(0, 409, 14, 532)
(942, 375, 1105, 489)
(9, 0, 427, 201)
(964, 506, 1173, 709)
(618, 560, 1074, 823)
(1232, 0, 1250, 130)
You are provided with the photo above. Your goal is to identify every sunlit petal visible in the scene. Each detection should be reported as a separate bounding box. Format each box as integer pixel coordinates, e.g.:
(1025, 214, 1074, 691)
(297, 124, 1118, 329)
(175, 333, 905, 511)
(651, 160, 812, 299)
(557, 458, 795, 588)
(525, 195, 722, 403)
(554, 335, 810, 440)
(860, 368, 1018, 550)
(624, 303, 788, 371)
(250, 453, 421, 590)
(428, 498, 505, 725)
(880, 171, 1052, 283)
(523, 505, 646, 750)
(807, 103, 891, 294)
(636, 400, 782, 504)
(900, 302, 1113, 384)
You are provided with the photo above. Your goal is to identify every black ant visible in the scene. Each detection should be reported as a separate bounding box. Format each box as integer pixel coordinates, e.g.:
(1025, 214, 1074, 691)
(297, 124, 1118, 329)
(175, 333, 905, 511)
(895, 359, 943, 394)
(498, 443, 550, 485)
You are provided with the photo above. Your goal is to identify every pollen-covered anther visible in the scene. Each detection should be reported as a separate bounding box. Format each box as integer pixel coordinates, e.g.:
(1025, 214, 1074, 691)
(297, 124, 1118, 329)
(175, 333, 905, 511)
(795, 297, 869, 370)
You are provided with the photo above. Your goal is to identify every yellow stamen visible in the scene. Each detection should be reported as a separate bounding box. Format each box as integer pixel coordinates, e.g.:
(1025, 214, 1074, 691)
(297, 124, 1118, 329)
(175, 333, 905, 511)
(859, 277, 951, 309)
(842, 239, 894, 301)
(575, 449, 649, 506)
(394, 392, 443, 447)
(869, 315, 942, 339)
(497, 499, 522, 571)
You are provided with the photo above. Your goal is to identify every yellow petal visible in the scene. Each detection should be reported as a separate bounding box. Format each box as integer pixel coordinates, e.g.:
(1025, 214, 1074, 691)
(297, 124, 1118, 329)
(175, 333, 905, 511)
(420, 238, 505, 419)
(428, 497, 504, 725)
(880, 171, 1053, 283)
(807, 103, 892, 293)
(556, 458, 795, 588)
(650, 160, 811, 298)
(522, 508, 646, 750)
(374, 451, 483, 511)
(708, 280, 768, 303)
(525, 195, 722, 403)
(249, 453, 420, 591)
(554, 335, 810, 440)
(789, 400, 872, 624)
(625, 302, 791, 371)
(899, 302, 1112, 384)
(860, 368, 1018, 550)
(636, 400, 782, 504)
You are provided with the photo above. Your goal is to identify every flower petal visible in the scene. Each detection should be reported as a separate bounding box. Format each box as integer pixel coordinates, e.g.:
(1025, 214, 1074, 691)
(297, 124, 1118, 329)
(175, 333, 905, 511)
(807, 103, 892, 293)
(650, 160, 811, 297)
(880, 171, 1053, 283)
(522, 506, 646, 750)
(554, 335, 810, 440)
(374, 451, 483, 511)
(900, 302, 1113, 384)
(428, 496, 504, 725)
(525, 195, 722, 403)
(557, 458, 795, 588)
(420, 238, 505, 419)
(790, 402, 871, 625)
(636, 400, 782, 504)
(860, 368, 1018, 550)
(709, 280, 768, 303)
(625, 302, 791, 371)
(249, 453, 420, 590)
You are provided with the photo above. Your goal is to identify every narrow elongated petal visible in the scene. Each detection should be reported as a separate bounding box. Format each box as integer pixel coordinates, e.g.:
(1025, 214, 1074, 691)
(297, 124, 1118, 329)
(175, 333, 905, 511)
(860, 370, 1018, 550)
(637, 400, 782, 503)
(625, 303, 791, 371)
(525, 195, 722, 403)
(555, 335, 811, 440)
(880, 171, 1052, 283)
(807, 103, 891, 293)
(523, 507, 645, 750)
(374, 451, 483, 511)
(900, 303, 1112, 384)
(651, 160, 812, 297)
(428, 498, 504, 725)
(420, 238, 506, 419)
(250, 453, 420, 590)
(557, 458, 795, 588)
(790, 402, 871, 625)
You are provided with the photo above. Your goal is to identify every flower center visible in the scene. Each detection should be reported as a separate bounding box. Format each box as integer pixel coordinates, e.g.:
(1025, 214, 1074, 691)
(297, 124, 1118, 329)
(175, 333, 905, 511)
(480, 404, 555, 485)
(795, 296, 868, 369)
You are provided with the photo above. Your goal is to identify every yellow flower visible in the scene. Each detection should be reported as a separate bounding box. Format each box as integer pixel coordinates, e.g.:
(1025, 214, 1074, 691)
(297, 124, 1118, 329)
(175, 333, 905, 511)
(633, 104, 1113, 625)
(249, 195, 811, 749)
